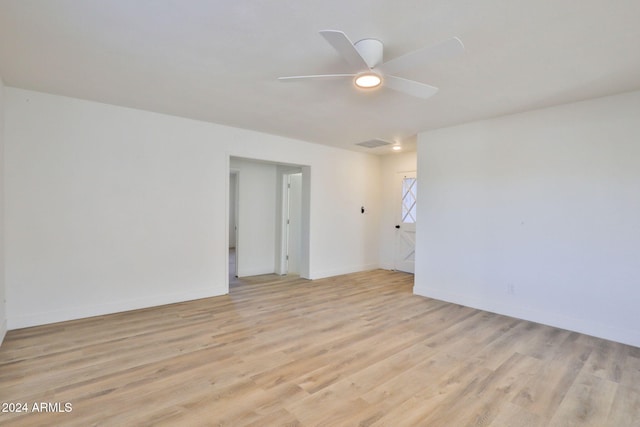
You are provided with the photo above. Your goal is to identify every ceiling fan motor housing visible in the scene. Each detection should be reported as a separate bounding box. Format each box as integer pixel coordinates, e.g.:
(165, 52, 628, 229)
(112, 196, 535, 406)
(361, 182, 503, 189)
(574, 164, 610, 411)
(354, 38, 383, 68)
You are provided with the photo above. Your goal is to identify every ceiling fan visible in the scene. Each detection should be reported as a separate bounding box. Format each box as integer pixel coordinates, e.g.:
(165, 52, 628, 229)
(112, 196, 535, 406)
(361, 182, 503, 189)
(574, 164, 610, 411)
(278, 30, 464, 99)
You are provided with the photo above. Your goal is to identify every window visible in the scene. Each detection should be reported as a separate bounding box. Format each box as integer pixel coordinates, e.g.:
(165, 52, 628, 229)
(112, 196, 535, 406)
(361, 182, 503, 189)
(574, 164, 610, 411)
(401, 177, 417, 223)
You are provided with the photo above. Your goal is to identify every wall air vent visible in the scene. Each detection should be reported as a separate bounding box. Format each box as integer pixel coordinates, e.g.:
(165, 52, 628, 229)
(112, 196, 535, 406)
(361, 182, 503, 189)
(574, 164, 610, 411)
(355, 139, 392, 148)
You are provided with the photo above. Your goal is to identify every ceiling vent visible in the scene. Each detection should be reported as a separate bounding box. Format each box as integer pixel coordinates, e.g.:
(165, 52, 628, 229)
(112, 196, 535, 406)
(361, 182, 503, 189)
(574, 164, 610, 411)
(356, 139, 391, 149)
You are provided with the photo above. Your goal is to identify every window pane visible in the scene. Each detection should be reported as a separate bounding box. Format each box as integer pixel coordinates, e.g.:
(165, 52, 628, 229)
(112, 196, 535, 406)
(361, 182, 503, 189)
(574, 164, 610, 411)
(402, 178, 416, 223)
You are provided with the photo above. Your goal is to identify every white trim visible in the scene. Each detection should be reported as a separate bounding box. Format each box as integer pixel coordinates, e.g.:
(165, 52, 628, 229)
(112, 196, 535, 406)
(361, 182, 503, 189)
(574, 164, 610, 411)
(277, 172, 290, 275)
(237, 267, 281, 278)
(224, 154, 231, 293)
(228, 165, 240, 283)
(8, 288, 223, 330)
(309, 263, 380, 280)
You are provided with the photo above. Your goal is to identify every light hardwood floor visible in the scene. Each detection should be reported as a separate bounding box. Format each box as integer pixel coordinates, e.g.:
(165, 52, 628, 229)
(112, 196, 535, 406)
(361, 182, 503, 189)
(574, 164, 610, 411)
(1, 270, 639, 426)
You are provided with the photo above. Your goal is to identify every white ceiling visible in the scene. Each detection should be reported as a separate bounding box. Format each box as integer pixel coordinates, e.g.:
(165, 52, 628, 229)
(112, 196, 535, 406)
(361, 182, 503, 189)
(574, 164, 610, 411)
(1, 0, 639, 154)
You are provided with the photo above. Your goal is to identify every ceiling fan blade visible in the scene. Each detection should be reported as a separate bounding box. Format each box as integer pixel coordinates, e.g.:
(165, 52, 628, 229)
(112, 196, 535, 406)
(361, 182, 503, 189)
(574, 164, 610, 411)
(278, 74, 355, 82)
(379, 37, 464, 75)
(319, 30, 370, 70)
(384, 75, 439, 99)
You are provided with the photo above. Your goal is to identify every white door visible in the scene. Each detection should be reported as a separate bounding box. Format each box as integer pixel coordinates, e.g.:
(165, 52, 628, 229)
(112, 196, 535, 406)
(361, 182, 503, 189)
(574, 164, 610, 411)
(285, 173, 302, 274)
(394, 171, 417, 273)
(229, 172, 238, 249)
(229, 170, 239, 278)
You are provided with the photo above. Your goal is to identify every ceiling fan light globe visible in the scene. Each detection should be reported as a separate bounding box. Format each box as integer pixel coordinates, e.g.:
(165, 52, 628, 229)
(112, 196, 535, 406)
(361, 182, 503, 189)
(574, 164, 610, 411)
(354, 73, 382, 89)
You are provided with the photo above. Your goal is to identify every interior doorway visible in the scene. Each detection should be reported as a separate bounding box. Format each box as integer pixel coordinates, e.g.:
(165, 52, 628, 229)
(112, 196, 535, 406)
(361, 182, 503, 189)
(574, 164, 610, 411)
(227, 156, 311, 290)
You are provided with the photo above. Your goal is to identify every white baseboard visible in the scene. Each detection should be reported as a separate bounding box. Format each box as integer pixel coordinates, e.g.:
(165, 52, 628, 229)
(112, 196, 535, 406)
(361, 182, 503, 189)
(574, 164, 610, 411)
(8, 288, 226, 330)
(237, 267, 278, 277)
(309, 263, 380, 280)
(414, 285, 640, 348)
(378, 263, 395, 271)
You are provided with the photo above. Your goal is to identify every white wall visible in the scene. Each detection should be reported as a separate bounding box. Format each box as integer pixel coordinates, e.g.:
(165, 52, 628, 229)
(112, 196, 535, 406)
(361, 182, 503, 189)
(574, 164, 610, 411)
(0, 76, 6, 344)
(415, 90, 640, 347)
(4, 88, 381, 329)
(229, 157, 277, 277)
(379, 151, 417, 270)
(307, 155, 381, 278)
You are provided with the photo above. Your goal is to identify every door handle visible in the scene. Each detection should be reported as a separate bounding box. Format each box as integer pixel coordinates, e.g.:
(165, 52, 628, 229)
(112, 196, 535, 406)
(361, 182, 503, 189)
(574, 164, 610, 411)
(395, 225, 401, 229)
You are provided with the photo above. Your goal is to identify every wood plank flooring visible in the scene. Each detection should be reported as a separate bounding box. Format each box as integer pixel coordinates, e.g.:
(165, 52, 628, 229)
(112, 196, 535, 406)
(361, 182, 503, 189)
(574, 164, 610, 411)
(0, 269, 639, 426)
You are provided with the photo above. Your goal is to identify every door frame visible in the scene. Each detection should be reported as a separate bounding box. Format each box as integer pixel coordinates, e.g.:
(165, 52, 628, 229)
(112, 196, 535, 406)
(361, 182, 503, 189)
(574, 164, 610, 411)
(278, 170, 303, 275)
(225, 155, 311, 291)
(229, 169, 240, 279)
